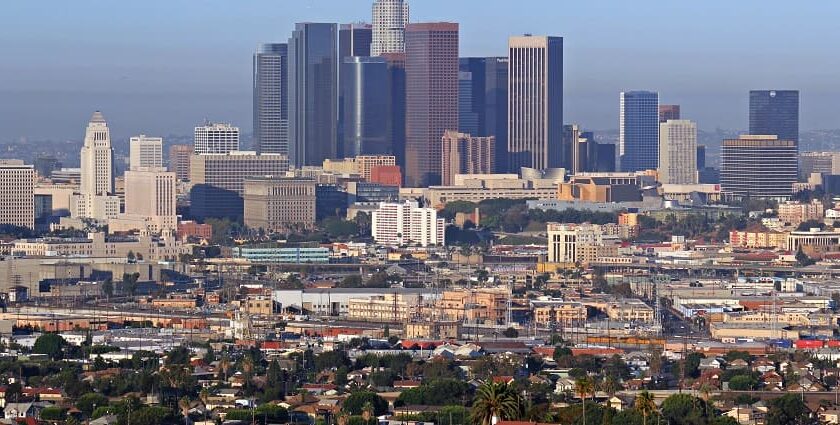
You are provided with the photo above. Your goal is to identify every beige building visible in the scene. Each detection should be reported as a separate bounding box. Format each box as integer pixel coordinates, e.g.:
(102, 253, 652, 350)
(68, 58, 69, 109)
(424, 174, 556, 208)
(547, 223, 620, 265)
(121, 168, 177, 234)
(72, 111, 120, 220)
(168, 145, 193, 181)
(605, 299, 655, 323)
(356, 155, 396, 180)
(129, 135, 163, 170)
(729, 225, 787, 249)
(404, 320, 460, 339)
(440, 131, 494, 185)
(12, 232, 188, 261)
(244, 296, 274, 316)
(436, 288, 507, 323)
(190, 152, 289, 195)
(778, 200, 824, 226)
(0, 161, 34, 229)
(243, 177, 316, 231)
(348, 293, 414, 322)
(658, 120, 697, 184)
(532, 301, 587, 327)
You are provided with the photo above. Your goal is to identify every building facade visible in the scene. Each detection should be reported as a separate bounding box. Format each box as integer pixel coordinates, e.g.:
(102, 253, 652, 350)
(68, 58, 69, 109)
(253, 43, 289, 155)
(371, 200, 445, 246)
(168, 145, 193, 181)
(243, 177, 317, 231)
(547, 223, 620, 265)
(404, 22, 459, 187)
(194, 122, 240, 154)
(750, 90, 799, 144)
(620, 91, 659, 172)
(0, 161, 35, 229)
(800, 152, 840, 180)
(440, 130, 495, 185)
(658, 119, 698, 184)
(508, 36, 563, 171)
(71, 111, 119, 220)
(341, 56, 390, 157)
(720, 135, 797, 199)
(371, 0, 409, 56)
(129, 135, 163, 170)
(123, 168, 177, 234)
(658, 104, 680, 123)
(459, 57, 508, 172)
(289, 22, 338, 167)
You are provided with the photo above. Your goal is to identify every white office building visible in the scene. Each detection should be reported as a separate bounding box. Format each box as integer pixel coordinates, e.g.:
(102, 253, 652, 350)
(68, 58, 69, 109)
(658, 119, 698, 184)
(0, 160, 34, 229)
(371, 0, 409, 56)
(194, 122, 240, 154)
(71, 111, 120, 220)
(118, 168, 178, 234)
(371, 200, 445, 247)
(129, 135, 164, 170)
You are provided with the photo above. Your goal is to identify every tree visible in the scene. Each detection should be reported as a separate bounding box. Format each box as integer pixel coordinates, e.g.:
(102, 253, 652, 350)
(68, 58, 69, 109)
(660, 394, 712, 425)
(470, 382, 523, 425)
(728, 375, 756, 391)
(218, 354, 231, 382)
(684, 352, 705, 379)
(766, 393, 816, 425)
(575, 377, 594, 425)
(796, 247, 816, 267)
(179, 396, 191, 425)
(101, 278, 113, 298)
(77, 392, 109, 416)
(502, 327, 519, 338)
(121, 272, 141, 296)
(634, 391, 656, 425)
(33, 333, 67, 360)
(343, 392, 388, 416)
(40, 406, 67, 421)
(315, 350, 351, 371)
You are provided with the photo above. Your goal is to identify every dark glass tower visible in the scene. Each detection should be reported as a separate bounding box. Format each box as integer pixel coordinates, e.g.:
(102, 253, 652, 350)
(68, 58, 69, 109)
(289, 23, 338, 167)
(459, 57, 508, 172)
(341, 56, 389, 157)
(619, 90, 659, 172)
(750, 90, 799, 143)
(338, 24, 373, 156)
(382, 53, 407, 174)
(253, 43, 288, 155)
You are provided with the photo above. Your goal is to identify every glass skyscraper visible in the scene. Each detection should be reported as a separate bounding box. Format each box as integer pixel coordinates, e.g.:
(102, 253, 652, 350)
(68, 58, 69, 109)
(253, 43, 288, 155)
(459, 57, 508, 172)
(289, 23, 338, 167)
(341, 56, 389, 157)
(619, 91, 659, 172)
(749, 90, 799, 143)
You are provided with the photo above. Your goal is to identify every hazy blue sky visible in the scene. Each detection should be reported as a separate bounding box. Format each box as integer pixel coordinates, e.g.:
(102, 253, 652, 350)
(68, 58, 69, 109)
(2, 1, 839, 142)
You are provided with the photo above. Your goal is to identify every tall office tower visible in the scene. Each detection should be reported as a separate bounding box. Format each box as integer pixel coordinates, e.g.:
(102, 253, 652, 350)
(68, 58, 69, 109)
(508, 36, 563, 171)
(658, 104, 680, 123)
(440, 130, 495, 185)
(0, 160, 35, 229)
(253, 43, 289, 155)
(124, 168, 177, 234)
(594, 143, 617, 172)
(168, 145, 193, 181)
(800, 152, 840, 180)
(721, 135, 798, 199)
(243, 177, 317, 231)
(371, 0, 409, 56)
(383, 53, 406, 172)
(71, 111, 120, 220)
(658, 119, 698, 184)
(458, 72, 479, 135)
(404, 22, 459, 187)
(619, 91, 659, 172)
(194, 122, 240, 154)
(750, 90, 799, 144)
(289, 23, 338, 167)
(371, 200, 445, 247)
(339, 23, 373, 58)
(189, 152, 290, 219)
(696, 145, 706, 170)
(459, 57, 508, 172)
(129, 135, 163, 170)
(341, 57, 389, 157)
(562, 124, 589, 175)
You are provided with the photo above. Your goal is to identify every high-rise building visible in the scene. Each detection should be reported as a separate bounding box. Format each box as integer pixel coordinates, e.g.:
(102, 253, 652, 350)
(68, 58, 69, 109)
(339, 23, 373, 58)
(194, 122, 240, 154)
(123, 168, 177, 234)
(253, 43, 289, 155)
(696, 145, 706, 170)
(190, 152, 290, 219)
(289, 23, 338, 167)
(129, 135, 163, 170)
(355, 155, 397, 180)
(441, 130, 495, 185)
(71, 111, 120, 220)
(168, 145, 193, 181)
(619, 91, 659, 172)
(458, 71, 479, 135)
(459, 57, 508, 172)
(658, 104, 680, 123)
(750, 90, 799, 144)
(371, 200, 445, 247)
(383, 53, 407, 174)
(371, 0, 409, 56)
(341, 56, 389, 157)
(244, 177, 316, 231)
(0, 160, 34, 229)
(404, 22, 459, 187)
(508, 36, 563, 171)
(800, 152, 840, 180)
(658, 119, 698, 184)
(562, 124, 591, 175)
(721, 135, 797, 199)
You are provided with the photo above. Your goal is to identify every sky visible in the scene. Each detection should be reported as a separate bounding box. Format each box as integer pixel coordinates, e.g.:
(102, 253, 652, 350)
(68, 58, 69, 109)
(2, 0, 839, 142)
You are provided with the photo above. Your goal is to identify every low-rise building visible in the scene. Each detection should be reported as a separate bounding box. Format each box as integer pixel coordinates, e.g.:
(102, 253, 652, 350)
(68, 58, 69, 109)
(531, 300, 587, 327)
(231, 246, 329, 264)
(11, 232, 188, 261)
(778, 200, 824, 226)
(605, 299, 655, 323)
(243, 177, 316, 231)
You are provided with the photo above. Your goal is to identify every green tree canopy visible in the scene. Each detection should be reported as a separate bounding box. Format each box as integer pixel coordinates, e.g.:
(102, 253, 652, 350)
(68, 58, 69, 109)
(33, 333, 68, 360)
(343, 391, 388, 416)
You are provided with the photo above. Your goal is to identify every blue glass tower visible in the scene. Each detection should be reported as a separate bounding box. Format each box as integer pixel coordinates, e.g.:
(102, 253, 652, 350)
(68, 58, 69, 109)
(619, 91, 659, 172)
(750, 90, 799, 144)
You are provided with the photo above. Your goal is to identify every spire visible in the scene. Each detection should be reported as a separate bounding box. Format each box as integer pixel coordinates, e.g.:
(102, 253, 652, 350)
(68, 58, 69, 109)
(90, 111, 106, 124)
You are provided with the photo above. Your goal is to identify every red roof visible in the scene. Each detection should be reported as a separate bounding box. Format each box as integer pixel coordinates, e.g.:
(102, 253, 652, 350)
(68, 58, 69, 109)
(492, 376, 514, 384)
(570, 347, 623, 356)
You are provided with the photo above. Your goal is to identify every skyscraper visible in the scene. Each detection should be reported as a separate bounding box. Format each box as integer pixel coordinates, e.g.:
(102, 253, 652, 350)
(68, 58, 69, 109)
(658, 104, 680, 123)
(341, 56, 389, 157)
(168, 145, 192, 181)
(658, 119, 698, 184)
(404, 22, 459, 187)
(619, 91, 659, 172)
(0, 160, 34, 229)
(194, 122, 240, 154)
(253, 43, 289, 155)
(339, 23, 373, 58)
(71, 111, 120, 220)
(289, 23, 338, 167)
(721, 135, 797, 199)
(129, 135, 163, 170)
(440, 130, 495, 185)
(382, 53, 407, 173)
(508, 36, 563, 171)
(459, 57, 508, 172)
(750, 90, 799, 144)
(124, 168, 177, 234)
(371, 0, 409, 56)
(458, 71, 479, 135)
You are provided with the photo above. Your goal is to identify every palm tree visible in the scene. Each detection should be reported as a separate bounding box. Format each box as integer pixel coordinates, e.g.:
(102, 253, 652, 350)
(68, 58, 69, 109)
(362, 401, 375, 425)
(575, 377, 594, 425)
(634, 391, 656, 425)
(178, 396, 191, 425)
(470, 382, 523, 425)
(218, 354, 231, 383)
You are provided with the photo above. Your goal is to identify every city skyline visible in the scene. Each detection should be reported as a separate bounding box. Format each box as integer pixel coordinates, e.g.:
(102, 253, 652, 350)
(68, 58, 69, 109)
(2, 1, 839, 142)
